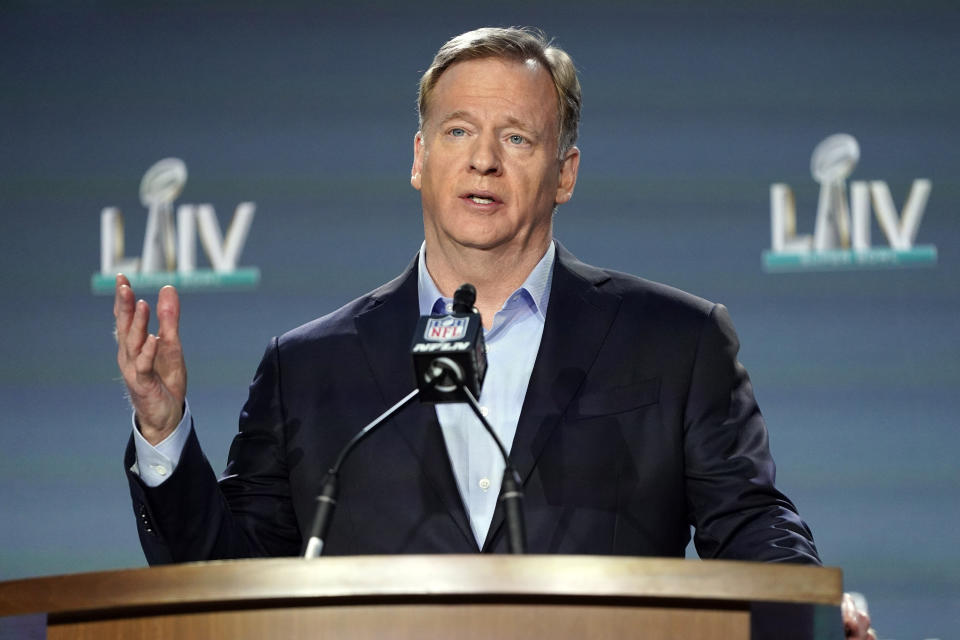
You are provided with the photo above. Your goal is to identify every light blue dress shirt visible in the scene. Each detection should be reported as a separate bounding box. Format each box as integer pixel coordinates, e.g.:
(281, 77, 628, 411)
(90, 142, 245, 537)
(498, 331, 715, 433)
(418, 242, 554, 546)
(133, 242, 555, 549)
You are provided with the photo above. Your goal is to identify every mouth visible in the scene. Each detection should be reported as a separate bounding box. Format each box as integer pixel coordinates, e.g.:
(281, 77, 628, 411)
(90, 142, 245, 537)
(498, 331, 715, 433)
(460, 191, 502, 206)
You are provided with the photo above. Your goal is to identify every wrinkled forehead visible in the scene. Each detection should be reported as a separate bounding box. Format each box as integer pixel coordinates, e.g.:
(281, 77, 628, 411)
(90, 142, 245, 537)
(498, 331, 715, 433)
(423, 56, 560, 130)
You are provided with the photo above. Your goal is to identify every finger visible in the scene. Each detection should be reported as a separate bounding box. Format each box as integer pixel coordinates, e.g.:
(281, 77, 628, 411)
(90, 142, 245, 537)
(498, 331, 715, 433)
(156, 285, 181, 343)
(114, 274, 132, 316)
(846, 611, 870, 639)
(841, 593, 855, 629)
(124, 299, 151, 361)
(135, 334, 160, 379)
(114, 278, 135, 341)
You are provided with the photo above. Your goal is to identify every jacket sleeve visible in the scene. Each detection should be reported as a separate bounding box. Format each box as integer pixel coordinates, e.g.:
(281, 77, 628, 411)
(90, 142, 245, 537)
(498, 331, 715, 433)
(125, 337, 302, 564)
(683, 304, 821, 564)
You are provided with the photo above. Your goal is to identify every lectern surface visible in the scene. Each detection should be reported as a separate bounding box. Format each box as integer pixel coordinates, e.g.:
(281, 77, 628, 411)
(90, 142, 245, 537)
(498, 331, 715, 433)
(0, 555, 843, 640)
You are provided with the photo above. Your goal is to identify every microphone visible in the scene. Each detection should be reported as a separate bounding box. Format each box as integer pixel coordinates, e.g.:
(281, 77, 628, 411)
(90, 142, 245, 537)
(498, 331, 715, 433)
(452, 282, 476, 313)
(413, 284, 526, 553)
(302, 388, 420, 558)
(304, 282, 525, 557)
(423, 358, 527, 554)
(411, 283, 487, 404)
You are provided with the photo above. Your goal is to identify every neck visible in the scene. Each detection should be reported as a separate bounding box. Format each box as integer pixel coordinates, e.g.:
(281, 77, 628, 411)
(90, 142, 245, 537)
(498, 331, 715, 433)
(425, 238, 551, 329)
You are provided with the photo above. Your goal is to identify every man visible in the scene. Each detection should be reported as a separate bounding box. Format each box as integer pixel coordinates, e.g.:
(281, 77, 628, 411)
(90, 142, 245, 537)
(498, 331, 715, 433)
(116, 26, 872, 635)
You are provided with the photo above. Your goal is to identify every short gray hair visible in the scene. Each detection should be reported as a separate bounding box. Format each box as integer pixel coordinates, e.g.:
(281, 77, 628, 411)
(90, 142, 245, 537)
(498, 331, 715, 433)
(417, 27, 581, 159)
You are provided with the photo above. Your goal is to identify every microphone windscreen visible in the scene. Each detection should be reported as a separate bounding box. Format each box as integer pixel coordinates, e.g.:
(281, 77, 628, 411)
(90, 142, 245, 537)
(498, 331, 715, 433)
(452, 283, 476, 314)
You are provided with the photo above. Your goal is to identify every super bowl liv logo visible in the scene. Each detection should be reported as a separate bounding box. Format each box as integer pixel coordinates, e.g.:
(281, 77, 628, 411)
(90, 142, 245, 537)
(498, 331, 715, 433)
(91, 158, 260, 293)
(762, 134, 937, 272)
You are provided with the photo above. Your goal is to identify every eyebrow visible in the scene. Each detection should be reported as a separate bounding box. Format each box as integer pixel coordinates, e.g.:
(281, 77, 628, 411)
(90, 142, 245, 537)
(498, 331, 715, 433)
(438, 110, 473, 125)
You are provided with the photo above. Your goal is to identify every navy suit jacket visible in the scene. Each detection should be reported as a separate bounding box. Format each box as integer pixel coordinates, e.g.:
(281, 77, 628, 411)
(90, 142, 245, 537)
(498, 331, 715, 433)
(126, 243, 819, 565)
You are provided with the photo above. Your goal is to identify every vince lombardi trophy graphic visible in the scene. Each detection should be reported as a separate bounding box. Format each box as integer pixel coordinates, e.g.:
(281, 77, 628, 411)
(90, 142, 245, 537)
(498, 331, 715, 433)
(811, 133, 859, 250)
(139, 158, 187, 273)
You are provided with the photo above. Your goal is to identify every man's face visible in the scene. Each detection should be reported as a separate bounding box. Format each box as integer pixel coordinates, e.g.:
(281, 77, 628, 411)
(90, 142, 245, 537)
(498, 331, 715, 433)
(411, 56, 579, 256)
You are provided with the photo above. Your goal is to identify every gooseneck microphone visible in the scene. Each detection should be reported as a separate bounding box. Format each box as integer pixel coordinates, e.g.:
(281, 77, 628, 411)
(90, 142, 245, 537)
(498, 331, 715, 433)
(302, 283, 526, 558)
(302, 388, 420, 559)
(423, 356, 527, 554)
(451, 282, 476, 313)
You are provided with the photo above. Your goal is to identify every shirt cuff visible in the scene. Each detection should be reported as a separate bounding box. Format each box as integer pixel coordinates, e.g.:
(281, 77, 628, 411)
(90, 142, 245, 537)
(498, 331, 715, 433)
(130, 399, 193, 487)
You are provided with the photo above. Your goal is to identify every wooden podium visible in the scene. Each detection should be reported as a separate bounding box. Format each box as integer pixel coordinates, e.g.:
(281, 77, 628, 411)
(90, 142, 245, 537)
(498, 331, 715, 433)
(0, 555, 842, 639)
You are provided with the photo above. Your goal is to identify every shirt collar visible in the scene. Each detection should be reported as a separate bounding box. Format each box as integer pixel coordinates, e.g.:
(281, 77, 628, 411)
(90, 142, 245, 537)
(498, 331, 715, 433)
(417, 241, 556, 322)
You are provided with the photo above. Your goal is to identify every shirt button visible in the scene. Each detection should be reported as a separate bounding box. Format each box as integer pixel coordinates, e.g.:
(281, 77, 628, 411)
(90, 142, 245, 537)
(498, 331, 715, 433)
(152, 464, 168, 476)
(480, 406, 490, 417)
(478, 478, 491, 491)
(445, 302, 453, 312)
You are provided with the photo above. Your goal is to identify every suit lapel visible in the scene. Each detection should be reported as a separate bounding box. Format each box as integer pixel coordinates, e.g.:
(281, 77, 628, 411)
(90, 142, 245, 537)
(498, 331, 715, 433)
(353, 256, 477, 550)
(482, 242, 621, 550)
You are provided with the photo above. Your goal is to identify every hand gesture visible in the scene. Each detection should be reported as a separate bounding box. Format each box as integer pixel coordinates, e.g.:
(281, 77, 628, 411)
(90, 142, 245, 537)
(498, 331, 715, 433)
(842, 592, 877, 640)
(114, 274, 187, 445)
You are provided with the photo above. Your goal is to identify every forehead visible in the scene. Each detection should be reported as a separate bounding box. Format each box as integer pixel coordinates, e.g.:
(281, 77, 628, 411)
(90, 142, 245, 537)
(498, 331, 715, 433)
(426, 57, 559, 130)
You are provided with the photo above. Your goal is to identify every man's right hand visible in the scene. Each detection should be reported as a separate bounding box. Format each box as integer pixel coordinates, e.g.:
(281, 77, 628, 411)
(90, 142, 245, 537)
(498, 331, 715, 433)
(114, 274, 187, 445)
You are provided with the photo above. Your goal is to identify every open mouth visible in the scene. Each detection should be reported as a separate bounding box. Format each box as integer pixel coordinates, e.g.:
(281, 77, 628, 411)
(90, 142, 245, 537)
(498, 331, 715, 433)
(462, 192, 500, 205)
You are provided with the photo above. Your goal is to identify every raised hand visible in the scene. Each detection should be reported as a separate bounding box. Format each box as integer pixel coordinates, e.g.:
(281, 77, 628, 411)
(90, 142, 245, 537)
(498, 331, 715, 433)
(842, 592, 877, 640)
(114, 274, 187, 445)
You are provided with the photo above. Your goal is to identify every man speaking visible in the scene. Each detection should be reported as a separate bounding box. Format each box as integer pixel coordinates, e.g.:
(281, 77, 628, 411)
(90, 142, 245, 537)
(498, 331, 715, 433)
(117, 28, 819, 566)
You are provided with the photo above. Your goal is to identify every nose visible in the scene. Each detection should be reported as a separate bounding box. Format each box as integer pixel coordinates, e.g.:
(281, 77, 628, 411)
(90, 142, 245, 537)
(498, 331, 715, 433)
(469, 133, 502, 176)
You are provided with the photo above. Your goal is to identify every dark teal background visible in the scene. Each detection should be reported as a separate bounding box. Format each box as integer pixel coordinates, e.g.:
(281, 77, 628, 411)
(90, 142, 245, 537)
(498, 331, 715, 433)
(1, 2, 958, 636)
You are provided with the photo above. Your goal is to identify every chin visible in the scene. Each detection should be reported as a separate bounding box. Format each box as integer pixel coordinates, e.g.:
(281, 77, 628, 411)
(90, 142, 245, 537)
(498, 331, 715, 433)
(451, 237, 509, 252)
(440, 223, 512, 250)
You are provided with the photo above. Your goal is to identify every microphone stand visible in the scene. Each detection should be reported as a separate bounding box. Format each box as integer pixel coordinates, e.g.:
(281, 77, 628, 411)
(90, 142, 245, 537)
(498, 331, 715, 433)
(303, 388, 420, 559)
(426, 357, 527, 554)
(459, 384, 527, 555)
(303, 353, 528, 557)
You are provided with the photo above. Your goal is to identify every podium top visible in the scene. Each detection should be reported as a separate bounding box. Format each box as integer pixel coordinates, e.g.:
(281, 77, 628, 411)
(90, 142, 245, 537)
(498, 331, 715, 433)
(0, 555, 841, 619)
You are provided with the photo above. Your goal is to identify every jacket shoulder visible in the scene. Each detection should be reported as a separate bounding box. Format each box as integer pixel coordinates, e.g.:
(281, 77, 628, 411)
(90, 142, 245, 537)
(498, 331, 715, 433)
(603, 268, 715, 314)
(277, 263, 414, 350)
(562, 254, 718, 327)
(555, 241, 716, 321)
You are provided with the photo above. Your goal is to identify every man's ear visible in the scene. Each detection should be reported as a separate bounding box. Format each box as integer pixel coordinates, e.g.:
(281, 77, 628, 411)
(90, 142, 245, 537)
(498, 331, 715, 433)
(411, 131, 424, 191)
(554, 145, 580, 205)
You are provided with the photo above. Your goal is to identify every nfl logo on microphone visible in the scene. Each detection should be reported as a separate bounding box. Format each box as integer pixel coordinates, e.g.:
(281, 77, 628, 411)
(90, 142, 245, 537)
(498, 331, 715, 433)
(425, 316, 468, 342)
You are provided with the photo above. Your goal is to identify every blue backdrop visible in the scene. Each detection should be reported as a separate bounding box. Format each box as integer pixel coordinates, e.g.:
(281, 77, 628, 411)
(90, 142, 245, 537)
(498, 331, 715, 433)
(1, 3, 958, 637)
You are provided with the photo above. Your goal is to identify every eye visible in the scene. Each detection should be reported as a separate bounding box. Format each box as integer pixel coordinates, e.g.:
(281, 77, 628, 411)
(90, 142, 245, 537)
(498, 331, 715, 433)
(448, 127, 466, 137)
(508, 134, 527, 145)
